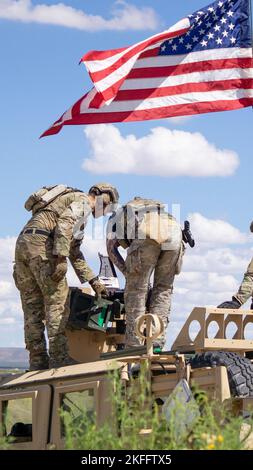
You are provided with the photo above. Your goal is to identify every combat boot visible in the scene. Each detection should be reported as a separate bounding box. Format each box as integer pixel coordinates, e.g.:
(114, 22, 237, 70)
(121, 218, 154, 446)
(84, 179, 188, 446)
(29, 352, 49, 371)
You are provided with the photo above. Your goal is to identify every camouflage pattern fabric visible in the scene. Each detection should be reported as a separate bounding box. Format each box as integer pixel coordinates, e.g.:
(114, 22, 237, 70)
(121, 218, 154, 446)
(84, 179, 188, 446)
(124, 238, 184, 349)
(106, 238, 127, 275)
(14, 190, 95, 369)
(14, 241, 70, 369)
(234, 258, 253, 306)
(21, 192, 95, 281)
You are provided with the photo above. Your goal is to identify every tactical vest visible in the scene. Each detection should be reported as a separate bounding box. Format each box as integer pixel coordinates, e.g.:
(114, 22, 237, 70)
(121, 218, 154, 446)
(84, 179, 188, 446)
(110, 197, 181, 248)
(24, 185, 84, 217)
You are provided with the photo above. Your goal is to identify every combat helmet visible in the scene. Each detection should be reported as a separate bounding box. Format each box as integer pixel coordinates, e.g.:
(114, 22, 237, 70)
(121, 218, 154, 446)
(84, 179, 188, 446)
(88, 183, 119, 204)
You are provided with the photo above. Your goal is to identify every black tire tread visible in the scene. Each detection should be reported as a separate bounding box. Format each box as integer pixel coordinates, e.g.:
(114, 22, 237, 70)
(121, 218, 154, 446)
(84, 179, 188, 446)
(189, 351, 253, 397)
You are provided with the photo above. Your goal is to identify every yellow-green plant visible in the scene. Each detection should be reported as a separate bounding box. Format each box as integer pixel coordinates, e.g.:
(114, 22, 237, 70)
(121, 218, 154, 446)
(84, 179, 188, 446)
(61, 363, 253, 450)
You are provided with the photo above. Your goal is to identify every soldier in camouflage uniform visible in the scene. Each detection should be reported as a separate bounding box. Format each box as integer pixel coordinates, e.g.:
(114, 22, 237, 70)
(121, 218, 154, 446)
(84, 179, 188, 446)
(14, 183, 119, 370)
(107, 197, 185, 349)
(218, 221, 253, 310)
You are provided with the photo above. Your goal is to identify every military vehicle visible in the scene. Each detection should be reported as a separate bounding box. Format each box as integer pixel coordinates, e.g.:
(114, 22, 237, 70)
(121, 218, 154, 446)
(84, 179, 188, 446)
(0, 255, 253, 449)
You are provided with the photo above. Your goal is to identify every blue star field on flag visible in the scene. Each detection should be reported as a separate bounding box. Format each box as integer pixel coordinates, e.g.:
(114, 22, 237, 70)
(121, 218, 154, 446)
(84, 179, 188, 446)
(160, 0, 252, 56)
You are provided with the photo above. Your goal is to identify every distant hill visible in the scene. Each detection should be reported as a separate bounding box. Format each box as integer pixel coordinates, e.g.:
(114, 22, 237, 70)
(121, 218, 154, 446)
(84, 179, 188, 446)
(0, 348, 29, 368)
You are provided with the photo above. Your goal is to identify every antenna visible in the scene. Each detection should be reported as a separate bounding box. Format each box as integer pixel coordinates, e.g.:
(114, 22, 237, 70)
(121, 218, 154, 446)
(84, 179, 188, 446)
(98, 253, 119, 289)
(98, 253, 117, 278)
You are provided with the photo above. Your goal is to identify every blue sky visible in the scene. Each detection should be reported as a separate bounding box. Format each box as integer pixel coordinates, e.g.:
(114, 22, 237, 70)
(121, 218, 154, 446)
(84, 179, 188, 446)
(0, 0, 252, 348)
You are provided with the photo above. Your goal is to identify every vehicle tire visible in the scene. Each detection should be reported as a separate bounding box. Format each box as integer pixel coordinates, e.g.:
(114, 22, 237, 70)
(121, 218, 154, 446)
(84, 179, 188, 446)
(189, 351, 253, 397)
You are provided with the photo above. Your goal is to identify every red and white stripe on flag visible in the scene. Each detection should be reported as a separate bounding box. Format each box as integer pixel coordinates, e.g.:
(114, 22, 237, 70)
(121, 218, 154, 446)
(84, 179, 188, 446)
(41, 18, 253, 137)
(80, 18, 189, 108)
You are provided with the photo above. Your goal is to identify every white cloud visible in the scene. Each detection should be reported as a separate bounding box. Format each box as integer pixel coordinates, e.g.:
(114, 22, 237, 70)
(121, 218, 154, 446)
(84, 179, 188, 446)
(0, 237, 24, 346)
(83, 124, 239, 177)
(0, 236, 16, 270)
(176, 271, 238, 291)
(0, 0, 159, 31)
(166, 216, 253, 347)
(183, 246, 252, 274)
(188, 212, 250, 246)
(168, 116, 193, 125)
(67, 234, 107, 287)
(0, 317, 16, 325)
(0, 212, 252, 349)
(168, 265, 251, 347)
(0, 281, 14, 298)
(0, 233, 108, 346)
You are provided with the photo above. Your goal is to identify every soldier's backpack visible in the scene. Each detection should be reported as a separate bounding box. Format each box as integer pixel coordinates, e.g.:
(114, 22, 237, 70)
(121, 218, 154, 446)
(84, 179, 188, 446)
(24, 185, 82, 215)
(109, 197, 181, 247)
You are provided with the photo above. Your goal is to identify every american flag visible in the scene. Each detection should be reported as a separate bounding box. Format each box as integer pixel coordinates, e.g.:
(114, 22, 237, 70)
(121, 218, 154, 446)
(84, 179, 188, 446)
(41, 0, 253, 137)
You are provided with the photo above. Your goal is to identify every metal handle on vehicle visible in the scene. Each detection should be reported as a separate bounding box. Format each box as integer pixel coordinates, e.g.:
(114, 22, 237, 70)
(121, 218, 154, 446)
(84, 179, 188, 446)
(135, 314, 164, 355)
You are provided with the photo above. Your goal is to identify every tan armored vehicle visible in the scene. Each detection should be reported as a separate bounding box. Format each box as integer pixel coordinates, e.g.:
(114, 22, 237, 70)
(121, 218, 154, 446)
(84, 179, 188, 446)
(1, 255, 253, 449)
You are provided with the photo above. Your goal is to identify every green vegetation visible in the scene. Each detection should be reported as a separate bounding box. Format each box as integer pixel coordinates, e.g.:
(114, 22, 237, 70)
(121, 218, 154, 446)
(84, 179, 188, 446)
(0, 437, 9, 450)
(0, 397, 33, 450)
(0, 369, 24, 375)
(3, 397, 33, 436)
(62, 365, 253, 450)
(0, 364, 252, 450)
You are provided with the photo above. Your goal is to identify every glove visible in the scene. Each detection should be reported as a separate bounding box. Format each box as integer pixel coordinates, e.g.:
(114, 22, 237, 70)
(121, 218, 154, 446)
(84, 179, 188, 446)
(51, 256, 68, 282)
(217, 297, 241, 309)
(89, 277, 108, 297)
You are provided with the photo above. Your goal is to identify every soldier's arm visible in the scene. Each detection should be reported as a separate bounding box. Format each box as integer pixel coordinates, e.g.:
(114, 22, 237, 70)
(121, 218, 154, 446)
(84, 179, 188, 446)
(69, 238, 95, 283)
(52, 206, 75, 257)
(106, 238, 126, 275)
(53, 200, 89, 258)
(233, 258, 253, 306)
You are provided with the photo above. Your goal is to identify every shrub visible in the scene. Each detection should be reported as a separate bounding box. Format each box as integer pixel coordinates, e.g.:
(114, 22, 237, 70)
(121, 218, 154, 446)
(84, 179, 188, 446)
(62, 363, 253, 450)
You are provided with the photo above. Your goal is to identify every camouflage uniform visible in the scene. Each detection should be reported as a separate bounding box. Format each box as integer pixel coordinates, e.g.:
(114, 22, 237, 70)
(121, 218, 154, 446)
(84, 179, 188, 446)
(233, 258, 253, 306)
(14, 190, 95, 370)
(107, 198, 185, 349)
